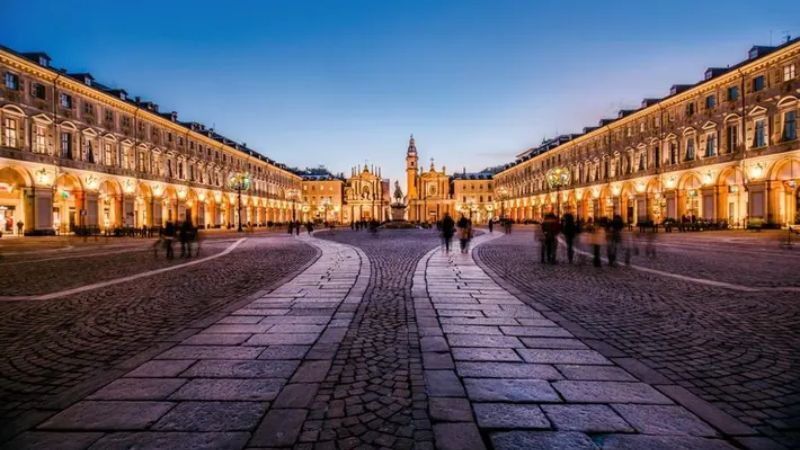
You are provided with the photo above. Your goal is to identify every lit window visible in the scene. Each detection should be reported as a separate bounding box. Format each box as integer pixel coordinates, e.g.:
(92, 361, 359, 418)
(784, 64, 796, 81)
(34, 125, 47, 153)
(104, 142, 113, 165)
(3, 117, 18, 147)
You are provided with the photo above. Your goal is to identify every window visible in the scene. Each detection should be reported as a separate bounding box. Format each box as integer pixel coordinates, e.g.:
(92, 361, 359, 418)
(705, 95, 716, 109)
(753, 75, 765, 92)
(727, 86, 739, 101)
(754, 119, 766, 147)
(670, 142, 678, 165)
(82, 101, 94, 117)
(137, 151, 146, 172)
(61, 132, 73, 158)
(121, 116, 131, 128)
(705, 133, 716, 157)
(784, 64, 796, 81)
(4, 72, 19, 90)
(34, 125, 47, 153)
(167, 159, 173, 177)
(726, 124, 738, 152)
(60, 93, 73, 109)
(85, 140, 94, 163)
(686, 138, 695, 161)
(784, 111, 797, 141)
(105, 109, 114, 123)
(31, 83, 46, 99)
(104, 142, 113, 165)
(686, 102, 695, 116)
(3, 118, 18, 147)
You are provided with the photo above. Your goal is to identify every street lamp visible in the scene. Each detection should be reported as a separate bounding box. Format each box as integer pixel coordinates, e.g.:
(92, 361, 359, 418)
(546, 167, 571, 216)
(228, 172, 252, 232)
(496, 186, 509, 219)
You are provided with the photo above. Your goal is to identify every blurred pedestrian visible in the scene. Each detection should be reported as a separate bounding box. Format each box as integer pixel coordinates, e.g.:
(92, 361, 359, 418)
(163, 221, 175, 259)
(607, 214, 624, 266)
(562, 212, 577, 264)
(488, 218, 494, 233)
(441, 212, 455, 253)
(457, 215, 472, 253)
(542, 213, 561, 264)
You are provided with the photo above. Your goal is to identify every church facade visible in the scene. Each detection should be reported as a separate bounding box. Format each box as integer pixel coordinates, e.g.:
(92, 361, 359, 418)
(405, 136, 494, 223)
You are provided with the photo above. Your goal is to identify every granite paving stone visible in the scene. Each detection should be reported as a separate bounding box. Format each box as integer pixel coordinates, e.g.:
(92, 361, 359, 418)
(473, 403, 551, 429)
(152, 401, 268, 431)
(542, 404, 635, 433)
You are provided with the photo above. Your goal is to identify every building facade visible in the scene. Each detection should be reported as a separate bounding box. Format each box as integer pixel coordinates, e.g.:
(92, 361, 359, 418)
(0, 46, 301, 235)
(453, 172, 495, 224)
(300, 172, 345, 223)
(494, 39, 800, 227)
(405, 136, 494, 223)
(344, 164, 389, 223)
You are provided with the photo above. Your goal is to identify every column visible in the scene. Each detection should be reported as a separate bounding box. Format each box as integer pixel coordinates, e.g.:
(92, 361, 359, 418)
(24, 187, 54, 233)
(85, 191, 99, 228)
(122, 195, 135, 227)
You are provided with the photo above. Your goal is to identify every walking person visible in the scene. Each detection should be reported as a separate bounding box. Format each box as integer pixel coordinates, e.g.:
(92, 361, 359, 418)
(163, 221, 176, 260)
(562, 212, 577, 264)
(607, 214, 624, 266)
(588, 219, 604, 267)
(542, 213, 561, 264)
(488, 218, 494, 234)
(457, 215, 471, 253)
(441, 212, 455, 253)
(179, 217, 193, 258)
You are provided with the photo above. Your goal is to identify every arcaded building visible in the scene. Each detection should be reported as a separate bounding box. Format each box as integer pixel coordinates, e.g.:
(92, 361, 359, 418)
(0, 46, 301, 235)
(494, 38, 800, 227)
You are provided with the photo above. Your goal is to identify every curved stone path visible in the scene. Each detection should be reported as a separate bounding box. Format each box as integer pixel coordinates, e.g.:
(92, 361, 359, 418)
(0, 229, 790, 450)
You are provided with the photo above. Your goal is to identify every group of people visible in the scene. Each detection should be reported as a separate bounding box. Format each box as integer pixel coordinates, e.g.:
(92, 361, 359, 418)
(287, 221, 315, 235)
(351, 219, 380, 233)
(535, 212, 657, 267)
(155, 218, 200, 259)
(439, 213, 474, 253)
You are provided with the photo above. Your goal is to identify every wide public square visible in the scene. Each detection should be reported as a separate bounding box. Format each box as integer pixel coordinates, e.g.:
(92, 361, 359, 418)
(0, 227, 797, 450)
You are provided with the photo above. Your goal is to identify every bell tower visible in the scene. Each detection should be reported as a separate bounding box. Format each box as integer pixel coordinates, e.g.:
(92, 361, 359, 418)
(406, 134, 418, 200)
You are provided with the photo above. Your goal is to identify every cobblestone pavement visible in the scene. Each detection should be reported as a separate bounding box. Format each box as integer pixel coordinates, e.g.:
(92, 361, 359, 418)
(613, 230, 800, 288)
(0, 233, 366, 450)
(300, 229, 442, 450)
(0, 240, 231, 296)
(1, 228, 796, 449)
(0, 235, 318, 434)
(475, 229, 800, 448)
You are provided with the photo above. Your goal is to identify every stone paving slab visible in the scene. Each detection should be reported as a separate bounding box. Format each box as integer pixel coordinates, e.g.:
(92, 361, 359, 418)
(7, 235, 368, 449)
(416, 231, 748, 450)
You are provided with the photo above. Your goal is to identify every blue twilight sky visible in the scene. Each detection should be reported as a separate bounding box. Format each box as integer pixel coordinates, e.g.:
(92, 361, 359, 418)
(1, 1, 798, 188)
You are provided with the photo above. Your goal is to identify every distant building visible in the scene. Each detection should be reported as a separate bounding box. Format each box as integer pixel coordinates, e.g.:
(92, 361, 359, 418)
(405, 135, 494, 223)
(300, 165, 389, 224)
